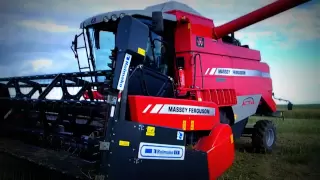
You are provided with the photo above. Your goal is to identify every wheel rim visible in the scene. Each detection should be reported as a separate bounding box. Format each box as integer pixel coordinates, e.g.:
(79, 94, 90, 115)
(266, 129, 275, 147)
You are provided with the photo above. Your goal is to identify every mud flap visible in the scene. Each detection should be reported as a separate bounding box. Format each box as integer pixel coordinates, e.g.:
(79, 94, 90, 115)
(194, 124, 235, 179)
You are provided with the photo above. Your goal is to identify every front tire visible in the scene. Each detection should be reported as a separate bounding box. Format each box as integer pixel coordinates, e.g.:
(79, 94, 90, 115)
(251, 120, 276, 153)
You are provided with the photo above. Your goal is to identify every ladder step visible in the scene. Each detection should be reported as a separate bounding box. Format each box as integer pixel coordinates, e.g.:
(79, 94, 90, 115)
(80, 67, 89, 69)
(77, 47, 85, 49)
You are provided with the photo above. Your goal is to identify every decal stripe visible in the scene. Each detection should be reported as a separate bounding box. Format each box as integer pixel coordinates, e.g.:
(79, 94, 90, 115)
(205, 67, 270, 78)
(158, 104, 215, 116)
(209, 68, 216, 75)
(150, 104, 164, 114)
(143, 104, 152, 113)
(262, 72, 270, 78)
(143, 104, 215, 116)
(205, 68, 210, 75)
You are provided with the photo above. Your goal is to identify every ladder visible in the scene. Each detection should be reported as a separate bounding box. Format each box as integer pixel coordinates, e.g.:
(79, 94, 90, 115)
(71, 30, 96, 83)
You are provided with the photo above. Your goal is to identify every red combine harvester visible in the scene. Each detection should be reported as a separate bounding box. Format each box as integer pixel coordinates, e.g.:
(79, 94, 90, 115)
(0, 0, 309, 179)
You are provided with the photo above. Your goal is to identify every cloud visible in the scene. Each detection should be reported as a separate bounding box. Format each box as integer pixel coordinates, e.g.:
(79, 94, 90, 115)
(236, 2, 319, 48)
(234, 31, 276, 49)
(0, 49, 78, 78)
(272, 68, 320, 104)
(267, 54, 320, 104)
(21, 0, 165, 14)
(200, 1, 319, 50)
(1, 0, 277, 21)
(0, 41, 73, 68)
(18, 20, 78, 33)
(30, 59, 53, 71)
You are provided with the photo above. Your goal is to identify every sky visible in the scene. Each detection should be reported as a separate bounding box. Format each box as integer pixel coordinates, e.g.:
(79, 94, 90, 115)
(0, 0, 319, 104)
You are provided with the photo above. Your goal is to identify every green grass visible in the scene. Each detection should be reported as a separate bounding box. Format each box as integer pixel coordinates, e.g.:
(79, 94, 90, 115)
(219, 105, 320, 180)
(278, 104, 320, 119)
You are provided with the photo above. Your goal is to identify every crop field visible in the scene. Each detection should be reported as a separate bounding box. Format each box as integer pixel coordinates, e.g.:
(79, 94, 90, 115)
(219, 104, 320, 180)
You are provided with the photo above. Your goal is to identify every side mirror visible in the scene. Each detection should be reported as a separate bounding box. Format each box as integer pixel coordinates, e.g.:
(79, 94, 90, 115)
(71, 34, 79, 59)
(161, 45, 166, 54)
(94, 29, 100, 49)
(288, 102, 293, 111)
(152, 11, 164, 34)
(72, 34, 78, 51)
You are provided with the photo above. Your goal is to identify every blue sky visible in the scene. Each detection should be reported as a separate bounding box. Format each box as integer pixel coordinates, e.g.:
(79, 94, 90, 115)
(0, 0, 319, 104)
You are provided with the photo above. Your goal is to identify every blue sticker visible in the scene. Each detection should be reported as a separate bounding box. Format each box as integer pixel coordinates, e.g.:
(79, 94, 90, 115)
(177, 131, 184, 140)
(117, 53, 132, 91)
(138, 142, 185, 160)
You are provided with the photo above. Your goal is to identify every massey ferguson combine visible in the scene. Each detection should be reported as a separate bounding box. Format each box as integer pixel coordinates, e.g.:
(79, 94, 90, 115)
(0, 0, 310, 179)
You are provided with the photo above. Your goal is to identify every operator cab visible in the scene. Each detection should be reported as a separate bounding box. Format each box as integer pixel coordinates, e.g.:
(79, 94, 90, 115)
(73, 6, 179, 81)
(71, 1, 208, 85)
(70, 2, 188, 99)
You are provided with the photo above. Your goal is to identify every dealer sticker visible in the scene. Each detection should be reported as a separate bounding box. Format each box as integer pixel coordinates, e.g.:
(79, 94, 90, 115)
(117, 53, 132, 91)
(138, 142, 185, 160)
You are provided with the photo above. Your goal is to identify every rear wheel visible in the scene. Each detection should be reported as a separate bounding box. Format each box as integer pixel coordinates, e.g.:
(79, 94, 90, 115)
(251, 120, 276, 153)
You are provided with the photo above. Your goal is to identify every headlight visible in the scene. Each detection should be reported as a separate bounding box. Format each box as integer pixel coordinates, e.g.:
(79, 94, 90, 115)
(103, 16, 109, 22)
(119, 13, 125, 18)
(111, 14, 117, 21)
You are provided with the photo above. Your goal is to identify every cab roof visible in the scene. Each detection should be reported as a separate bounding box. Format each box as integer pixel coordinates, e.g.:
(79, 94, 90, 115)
(80, 1, 202, 28)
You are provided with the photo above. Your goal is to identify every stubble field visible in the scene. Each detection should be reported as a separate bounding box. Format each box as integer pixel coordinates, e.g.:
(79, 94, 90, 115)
(219, 104, 320, 180)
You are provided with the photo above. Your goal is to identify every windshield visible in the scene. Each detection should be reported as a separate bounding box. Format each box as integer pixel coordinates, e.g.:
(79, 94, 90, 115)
(88, 28, 115, 71)
(85, 18, 163, 78)
(139, 18, 162, 69)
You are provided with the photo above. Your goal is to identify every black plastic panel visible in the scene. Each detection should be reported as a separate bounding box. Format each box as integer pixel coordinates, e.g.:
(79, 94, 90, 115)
(105, 121, 210, 180)
(128, 65, 175, 98)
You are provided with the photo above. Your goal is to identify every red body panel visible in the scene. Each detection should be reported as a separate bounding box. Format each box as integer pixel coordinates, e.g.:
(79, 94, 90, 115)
(179, 88, 238, 107)
(190, 35, 261, 61)
(166, 10, 277, 112)
(128, 95, 220, 131)
(194, 124, 235, 179)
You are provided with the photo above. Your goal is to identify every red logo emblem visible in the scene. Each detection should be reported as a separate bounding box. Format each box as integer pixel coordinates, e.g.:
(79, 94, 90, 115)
(242, 97, 255, 106)
(196, 37, 204, 47)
